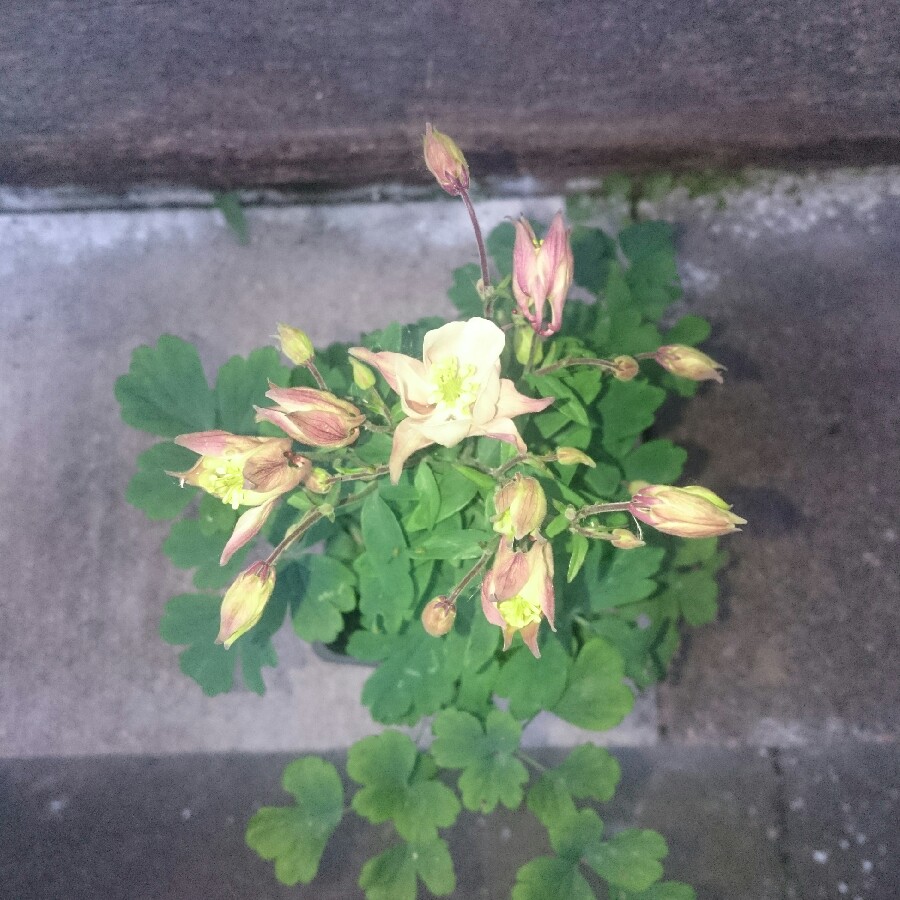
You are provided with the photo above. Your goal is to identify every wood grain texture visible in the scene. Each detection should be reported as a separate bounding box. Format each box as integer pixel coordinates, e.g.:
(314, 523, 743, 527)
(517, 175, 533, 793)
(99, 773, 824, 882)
(1, 0, 899, 187)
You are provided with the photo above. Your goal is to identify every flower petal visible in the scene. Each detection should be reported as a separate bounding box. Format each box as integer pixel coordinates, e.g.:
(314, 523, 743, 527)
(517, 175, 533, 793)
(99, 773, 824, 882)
(475, 416, 526, 452)
(388, 418, 435, 483)
(348, 347, 420, 395)
(173, 430, 233, 456)
(221, 499, 277, 565)
(496, 379, 554, 419)
(481, 578, 506, 628)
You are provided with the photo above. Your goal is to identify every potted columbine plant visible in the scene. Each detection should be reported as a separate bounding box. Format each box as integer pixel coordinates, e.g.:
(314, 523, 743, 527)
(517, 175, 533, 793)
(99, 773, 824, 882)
(116, 125, 743, 899)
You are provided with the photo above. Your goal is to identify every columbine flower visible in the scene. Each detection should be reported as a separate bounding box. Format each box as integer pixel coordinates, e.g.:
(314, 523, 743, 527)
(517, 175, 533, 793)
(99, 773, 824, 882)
(217, 561, 276, 648)
(628, 484, 746, 538)
(512, 212, 574, 337)
(654, 345, 725, 383)
(169, 430, 308, 564)
(492, 475, 547, 541)
(349, 318, 553, 483)
(481, 538, 555, 657)
(255, 384, 365, 448)
(423, 123, 470, 196)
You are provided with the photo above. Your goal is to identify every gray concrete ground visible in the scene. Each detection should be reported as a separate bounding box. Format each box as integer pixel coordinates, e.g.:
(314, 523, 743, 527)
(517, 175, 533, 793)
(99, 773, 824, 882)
(1, 171, 898, 897)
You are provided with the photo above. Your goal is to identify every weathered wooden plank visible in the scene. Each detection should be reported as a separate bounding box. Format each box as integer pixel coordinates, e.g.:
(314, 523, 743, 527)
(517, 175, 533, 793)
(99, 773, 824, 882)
(1, 0, 899, 187)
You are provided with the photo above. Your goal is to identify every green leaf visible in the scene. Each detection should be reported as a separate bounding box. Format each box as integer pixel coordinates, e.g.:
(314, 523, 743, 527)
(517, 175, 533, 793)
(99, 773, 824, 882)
(598, 380, 667, 456)
(159, 593, 278, 696)
(197, 492, 239, 535)
(571, 225, 617, 295)
(448, 263, 484, 317)
(665, 315, 711, 346)
(213, 191, 250, 245)
(409, 526, 493, 561)
(553, 639, 634, 730)
(436, 467, 480, 522)
(550, 808, 605, 861)
(665, 568, 719, 626)
(291, 555, 356, 642)
(360, 623, 463, 724)
(115, 335, 215, 437)
(584, 828, 667, 892)
(163, 517, 249, 589)
(618, 222, 680, 320)
(494, 636, 570, 719)
(512, 857, 596, 900)
(359, 838, 455, 900)
(623, 440, 687, 484)
(349, 732, 460, 842)
(126, 442, 197, 520)
(431, 709, 527, 812)
(567, 533, 590, 583)
(406, 462, 441, 531)
(245, 757, 343, 885)
(361, 492, 408, 562)
(486, 221, 516, 278)
(214, 347, 290, 434)
(590, 546, 665, 610)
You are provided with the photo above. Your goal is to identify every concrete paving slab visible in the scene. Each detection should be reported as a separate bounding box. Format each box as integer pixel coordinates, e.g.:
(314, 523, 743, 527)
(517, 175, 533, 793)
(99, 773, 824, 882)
(0, 746, 798, 900)
(0, 196, 654, 758)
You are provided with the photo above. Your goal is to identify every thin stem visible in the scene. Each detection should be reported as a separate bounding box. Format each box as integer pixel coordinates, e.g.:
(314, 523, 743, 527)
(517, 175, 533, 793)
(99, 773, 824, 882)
(523, 331, 542, 376)
(493, 453, 531, 478)
(575, 501, 633, 518)
(448, 541, 500, 603)
(534, 357, 616, 376)
(327, 465, 391, 484)
(305, 360, 328, 390)
(459, 187, 491, 292)
(517, 751, 547, 773)
(361, 420, 392, 433)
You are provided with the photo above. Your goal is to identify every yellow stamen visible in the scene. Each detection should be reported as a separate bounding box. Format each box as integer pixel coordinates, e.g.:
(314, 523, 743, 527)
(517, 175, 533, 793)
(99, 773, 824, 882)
(197, 458, 246, 509)
(497, 594, 542, 630)
(429, 356, 480, 417)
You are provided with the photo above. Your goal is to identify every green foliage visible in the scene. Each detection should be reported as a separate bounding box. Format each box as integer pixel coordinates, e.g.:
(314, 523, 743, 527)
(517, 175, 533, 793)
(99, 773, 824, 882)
(246, 757, 343, 884)
(158, 593, 279, 695)
(494, 636, 570, 719)
(126, 442, 196, 520)
(115, 335, 215, 437)
(348, 731, 459, 841)
(553, 638, 634, 730)
(163, 516, 248, 589)
(291, 555, 357, 643)
(584, 828, 668, 892)
(431, 709, 527, 812)
(214, 347, 290, 434)
(359, 838, 456, 899)
(213, 191, 250, 245)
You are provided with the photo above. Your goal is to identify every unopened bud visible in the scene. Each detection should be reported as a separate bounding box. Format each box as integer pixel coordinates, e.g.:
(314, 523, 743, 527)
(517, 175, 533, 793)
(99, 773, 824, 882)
(276, 324, 315, 366)
(611, 355, 639, 381)
(423, 123, 470, 196)
(216, 561, 276, 648)
(350, 357, 376, 391)
(610, 528, 645, 549)
(655, 345, 725, 383)
(629, 484, 746, 538)
(255, 385, 365, 448)
(556, 447, 595, 468)
(305, 467, 332, 494)
(493, 474, 547, 541)
(422, 596, 456, 637)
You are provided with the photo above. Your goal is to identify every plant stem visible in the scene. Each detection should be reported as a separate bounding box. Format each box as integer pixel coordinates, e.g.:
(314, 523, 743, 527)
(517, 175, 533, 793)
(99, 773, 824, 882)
(327, 465, 391, 484)
(517, 751, 547, 773)
(534, 357, 616, 376)
(305, 360, 328, 390)
(448, 542, 500, 603)
(523, 331, 542, 376)
(575, 501, 633, 518)
(459, 186, 491, 293)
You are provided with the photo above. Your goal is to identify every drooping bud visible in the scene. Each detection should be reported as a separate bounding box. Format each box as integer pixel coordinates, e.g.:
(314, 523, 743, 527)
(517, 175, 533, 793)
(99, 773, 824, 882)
(276, 324, 315, 366)
(555, 446, 596, 468)
(421, 596, 457, 637)
(304, 467, 332, 494)
(654, 345, 725, 383)
(492, 475, 547, 541)
(611, 355, 639, 381)
(350, 357, 376, 391)
(512, 212, 574, 337)
(481, 539, 555, 657)
(610, 528, 645, 549)
(628, 484, 746, 538)
(423, 123, 470, 196)
(255, 384, 365, 448)
(216, 561, 276, 648)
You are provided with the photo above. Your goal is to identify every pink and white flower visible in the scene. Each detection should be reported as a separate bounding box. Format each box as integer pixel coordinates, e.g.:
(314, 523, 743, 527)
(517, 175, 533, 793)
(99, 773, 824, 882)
(349, 318, 553, 482)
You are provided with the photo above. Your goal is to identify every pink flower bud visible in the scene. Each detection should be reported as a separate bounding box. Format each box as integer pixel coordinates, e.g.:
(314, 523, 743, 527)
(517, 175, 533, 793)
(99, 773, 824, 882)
(421, 596, 456, 637)
(423, 123, 470, 196)
(492, 475, 547, 541)
(216, 561, 276, 648)
(628, 485, 746, 538)
(512, 212, 573, 337)
(255, 384, 365, 448)
(555, 447, 595, 468)
(654, 345, 725, 383)
(611, 355, 639, 381)
(304, 467, 332, 494)
(481, 539, 555, 657)
(610, 528, 645, 549)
